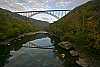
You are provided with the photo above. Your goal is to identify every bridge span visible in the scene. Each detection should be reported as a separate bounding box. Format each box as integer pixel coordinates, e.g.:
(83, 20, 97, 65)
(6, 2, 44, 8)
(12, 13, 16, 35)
(14, 9, 71, 19)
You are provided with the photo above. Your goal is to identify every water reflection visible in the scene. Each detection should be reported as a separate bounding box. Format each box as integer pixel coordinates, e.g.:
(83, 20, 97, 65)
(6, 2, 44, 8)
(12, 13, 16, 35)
(4, 37, 64, 67)
(0, 45, 10, 67)
(0, 33, 82, 67)
(0, 33, 55, 67)
(23, 37, 53, 48)
(0, 34, 36, 67)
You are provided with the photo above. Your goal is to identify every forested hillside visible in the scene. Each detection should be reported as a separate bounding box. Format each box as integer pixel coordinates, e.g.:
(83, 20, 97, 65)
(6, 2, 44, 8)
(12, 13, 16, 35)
(49, 0, 100, 49)
(49, 0, 100, 66)
(0, 8, 38, 41)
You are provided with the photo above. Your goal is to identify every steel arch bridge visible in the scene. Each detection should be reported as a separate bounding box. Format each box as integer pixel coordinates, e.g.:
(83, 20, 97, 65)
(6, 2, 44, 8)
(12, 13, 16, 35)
(14, 10, 71, 19)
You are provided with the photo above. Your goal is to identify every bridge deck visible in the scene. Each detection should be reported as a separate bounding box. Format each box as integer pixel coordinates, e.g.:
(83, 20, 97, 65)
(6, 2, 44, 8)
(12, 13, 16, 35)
(13, 10, 71, 13)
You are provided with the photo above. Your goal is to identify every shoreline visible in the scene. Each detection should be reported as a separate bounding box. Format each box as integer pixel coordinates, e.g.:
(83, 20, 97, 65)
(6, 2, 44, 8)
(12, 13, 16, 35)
(0, 32, 36, 45)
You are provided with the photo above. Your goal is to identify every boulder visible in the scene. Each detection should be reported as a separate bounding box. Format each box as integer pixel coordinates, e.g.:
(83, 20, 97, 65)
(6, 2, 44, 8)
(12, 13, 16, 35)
(69, 50, 79, 57)
(58, 41, 73, 50)
(76, 58, 89, 67)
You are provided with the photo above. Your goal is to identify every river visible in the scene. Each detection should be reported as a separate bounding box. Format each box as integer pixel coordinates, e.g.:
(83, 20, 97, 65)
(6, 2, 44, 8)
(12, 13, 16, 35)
(0, 33, 82, 67)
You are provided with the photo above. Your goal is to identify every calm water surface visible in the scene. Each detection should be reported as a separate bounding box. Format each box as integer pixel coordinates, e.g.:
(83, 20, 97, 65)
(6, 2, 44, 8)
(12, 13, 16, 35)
(0, 33, 81, 67)
(4, 37, 63, 67)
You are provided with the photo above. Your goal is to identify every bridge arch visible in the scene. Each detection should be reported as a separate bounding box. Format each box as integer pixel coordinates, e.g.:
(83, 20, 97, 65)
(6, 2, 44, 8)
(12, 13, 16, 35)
(29, 12, 59, 19)
(14, 10, 71, 19)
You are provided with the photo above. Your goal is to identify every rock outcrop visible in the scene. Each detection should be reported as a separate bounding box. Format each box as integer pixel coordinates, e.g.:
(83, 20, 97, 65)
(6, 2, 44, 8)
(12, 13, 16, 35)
(57, 41, 90, 67)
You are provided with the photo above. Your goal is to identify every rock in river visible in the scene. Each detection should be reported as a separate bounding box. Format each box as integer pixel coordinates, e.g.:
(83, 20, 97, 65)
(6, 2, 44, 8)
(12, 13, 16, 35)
(58, 41, 73, 50)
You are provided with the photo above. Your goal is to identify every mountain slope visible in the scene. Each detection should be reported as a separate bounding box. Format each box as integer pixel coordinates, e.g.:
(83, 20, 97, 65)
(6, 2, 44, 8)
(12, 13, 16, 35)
(49, 0, 100, 48)
(29, 19, 49, 30)
(12, 12, 50, 30)
(0, 8, 38, 41)
(49, 0, 100, 66)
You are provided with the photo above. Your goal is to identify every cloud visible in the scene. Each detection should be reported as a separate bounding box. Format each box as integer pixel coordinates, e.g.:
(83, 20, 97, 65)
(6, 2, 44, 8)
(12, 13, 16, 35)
(0, 0, 25, 11)
(0, 0, 90, 22)
(0, 0, 90, 11)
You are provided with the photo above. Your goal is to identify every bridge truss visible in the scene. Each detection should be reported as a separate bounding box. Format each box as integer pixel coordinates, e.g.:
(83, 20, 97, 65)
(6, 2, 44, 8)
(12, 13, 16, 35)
(14, 10, 71, 19)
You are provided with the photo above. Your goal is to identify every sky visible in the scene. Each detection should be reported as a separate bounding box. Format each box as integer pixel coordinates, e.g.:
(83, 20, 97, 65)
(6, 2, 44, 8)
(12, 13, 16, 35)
(0, 0, 90, 23)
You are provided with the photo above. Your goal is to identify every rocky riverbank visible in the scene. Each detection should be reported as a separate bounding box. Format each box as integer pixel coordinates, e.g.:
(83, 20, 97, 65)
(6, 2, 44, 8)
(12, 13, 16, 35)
(55, 41, 91, 67)
(0, 32, 36, 46)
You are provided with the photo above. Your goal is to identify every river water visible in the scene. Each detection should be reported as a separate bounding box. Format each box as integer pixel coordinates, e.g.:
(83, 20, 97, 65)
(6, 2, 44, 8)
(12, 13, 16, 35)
(0, 33, 82, 67)
(2, 33, 64, 67)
